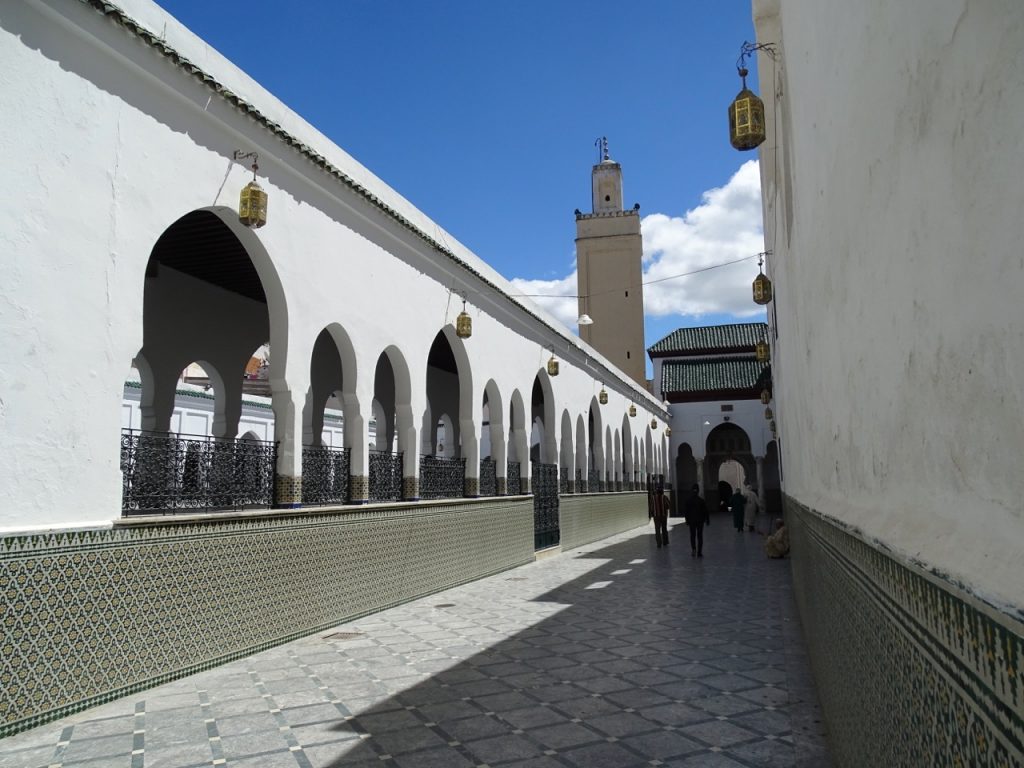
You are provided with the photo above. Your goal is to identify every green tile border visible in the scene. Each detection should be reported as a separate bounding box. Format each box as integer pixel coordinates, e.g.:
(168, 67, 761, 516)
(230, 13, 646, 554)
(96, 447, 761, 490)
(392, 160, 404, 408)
(1, 499, 534, 738)
(786, 497, 1023, 766)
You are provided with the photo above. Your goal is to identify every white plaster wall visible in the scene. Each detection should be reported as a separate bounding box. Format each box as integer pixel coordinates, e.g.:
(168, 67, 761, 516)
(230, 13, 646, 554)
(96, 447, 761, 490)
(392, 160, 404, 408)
(754, 0, 1024, 609)
(0, 0, 668, 530)
(667, 399, 772, 462)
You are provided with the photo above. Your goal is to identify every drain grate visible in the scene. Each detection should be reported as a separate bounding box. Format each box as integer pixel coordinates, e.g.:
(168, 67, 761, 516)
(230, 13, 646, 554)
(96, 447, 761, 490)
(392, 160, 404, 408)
(323, 631, 363, 641)
(433, 603, 456, 609)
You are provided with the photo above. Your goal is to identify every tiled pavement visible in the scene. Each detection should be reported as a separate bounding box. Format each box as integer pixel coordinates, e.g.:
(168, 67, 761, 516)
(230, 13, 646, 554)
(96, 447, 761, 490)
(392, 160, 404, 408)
(1, 514, 831, 767)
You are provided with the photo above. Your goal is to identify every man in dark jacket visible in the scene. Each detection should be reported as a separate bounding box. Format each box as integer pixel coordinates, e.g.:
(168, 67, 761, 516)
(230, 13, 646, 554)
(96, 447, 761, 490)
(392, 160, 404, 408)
(651, 479, 670, 548)
(683, 484, 708, 557)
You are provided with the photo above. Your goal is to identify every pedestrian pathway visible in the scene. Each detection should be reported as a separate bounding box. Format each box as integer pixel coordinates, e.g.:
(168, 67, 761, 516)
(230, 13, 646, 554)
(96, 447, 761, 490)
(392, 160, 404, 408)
(1, 514, 831, 767)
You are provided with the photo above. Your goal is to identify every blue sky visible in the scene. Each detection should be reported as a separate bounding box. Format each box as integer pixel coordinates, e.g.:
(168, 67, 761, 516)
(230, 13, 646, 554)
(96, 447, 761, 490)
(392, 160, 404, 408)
(155, 1, 767, 370)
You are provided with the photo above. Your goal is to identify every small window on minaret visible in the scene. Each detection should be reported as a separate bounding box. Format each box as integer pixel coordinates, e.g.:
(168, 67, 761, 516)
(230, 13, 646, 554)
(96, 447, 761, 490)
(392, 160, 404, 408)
(625, 290, 629, 297)
(627, 351, 631, 359)
(605, 195, 611, 202)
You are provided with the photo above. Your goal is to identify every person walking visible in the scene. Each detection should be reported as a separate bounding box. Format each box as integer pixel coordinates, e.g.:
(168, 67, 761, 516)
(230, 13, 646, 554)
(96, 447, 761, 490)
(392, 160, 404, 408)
(742, 483, 759, 532)
(651, 480, 670, 548)
(730, 487, 747, 532)
(683, 484, 708, 557)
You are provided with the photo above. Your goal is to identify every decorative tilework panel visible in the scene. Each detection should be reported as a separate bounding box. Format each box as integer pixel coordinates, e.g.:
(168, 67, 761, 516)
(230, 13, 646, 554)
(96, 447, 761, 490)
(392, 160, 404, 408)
(0, 499, 535, 738)
(349, 474, 369, 501)
(786, 498, 1023, 767)
(273, 474, 301, 506)
(558, 492, 648, 553)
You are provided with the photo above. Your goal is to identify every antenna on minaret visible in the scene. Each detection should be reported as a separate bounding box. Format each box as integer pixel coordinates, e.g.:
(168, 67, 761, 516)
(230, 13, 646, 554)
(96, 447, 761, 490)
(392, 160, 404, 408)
(594, 136, 609, 162)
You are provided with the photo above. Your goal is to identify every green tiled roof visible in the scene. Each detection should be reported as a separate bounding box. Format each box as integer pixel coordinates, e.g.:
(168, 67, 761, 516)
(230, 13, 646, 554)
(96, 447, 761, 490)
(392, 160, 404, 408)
(648, 323, 768, 356)
(661, 357, 768, 395)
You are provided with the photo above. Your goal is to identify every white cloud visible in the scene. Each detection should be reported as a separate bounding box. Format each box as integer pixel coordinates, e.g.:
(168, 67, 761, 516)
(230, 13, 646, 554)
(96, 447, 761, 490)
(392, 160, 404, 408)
(508, 272, 579, 327)
(641, 160, 765, 318)
(509, 160, 765, 325)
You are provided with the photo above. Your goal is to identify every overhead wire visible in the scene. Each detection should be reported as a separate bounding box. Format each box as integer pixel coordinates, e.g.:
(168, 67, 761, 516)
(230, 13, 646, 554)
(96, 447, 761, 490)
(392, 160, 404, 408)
(509, 251, 767, 300)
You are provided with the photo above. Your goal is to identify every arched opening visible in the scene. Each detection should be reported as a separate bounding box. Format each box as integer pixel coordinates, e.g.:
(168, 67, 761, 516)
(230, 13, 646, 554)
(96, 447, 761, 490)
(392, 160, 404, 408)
(633, 436, 640, 491)
(507, 389, 526, 494)
(369, 347, 410, 502)
(422, 330, 472, 499)
(531, 371, 559, 550)
(479, 381, 505, 497)
(704, 422, 755, 515)
(301, 326, 357, 506)
(604, 425, 614, 491)
(559, 410, 574, 494)
(620, 414, 633, 491)
(124, 209, 283, 514)
(575, 414, 587, 492)
(676, 442, 698, 495)
(613, 428, 622, 491)
(588, 397, 605, 491)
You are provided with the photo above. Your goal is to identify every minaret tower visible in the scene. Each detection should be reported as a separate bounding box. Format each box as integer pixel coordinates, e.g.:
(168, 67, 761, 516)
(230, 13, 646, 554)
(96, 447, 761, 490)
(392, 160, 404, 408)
(575, 138, 646, 386)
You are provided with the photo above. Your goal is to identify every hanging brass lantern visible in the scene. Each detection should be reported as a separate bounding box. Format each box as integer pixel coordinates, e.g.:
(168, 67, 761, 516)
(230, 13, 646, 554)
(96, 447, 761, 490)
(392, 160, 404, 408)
(235, 151, 267, 229)
(665, 427, 672, 437)
(239, 179, 268, 229)
(651, 418, 658, 429)
(765, 407, 774, 420)
(752, 253, 773, 304)
(599, 387, 608, 405)
(455, 299, 472, 339)
(728, 67, 766, 151)
(769, 419, 777, 433)
(628, 404, 637, 418)
(760, 388, 771, 405)
(756, 338, 770, 363)
(547, 354, 559, 377)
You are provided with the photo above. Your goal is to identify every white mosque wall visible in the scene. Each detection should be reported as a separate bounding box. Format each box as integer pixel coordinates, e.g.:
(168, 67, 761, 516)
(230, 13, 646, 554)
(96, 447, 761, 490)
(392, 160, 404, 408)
(666, 399, 772, 462)
(754, 0, 1024, 609)
(0, 0, 667, 531)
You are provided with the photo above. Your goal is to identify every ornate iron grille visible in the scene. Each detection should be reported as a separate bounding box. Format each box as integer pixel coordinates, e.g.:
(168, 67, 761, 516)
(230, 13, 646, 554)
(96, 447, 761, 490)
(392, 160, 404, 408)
(588, 469, 599, 492)
(532, 461, 560, 550)
(369, 450, 403, 502)
(575, 467, 583, 492)
(479, 458, 497, 497)
(121, 429, 275, 514)
(507, 462, 522, 495)
(559, 467, 569, 495)
(420, 456, 466, 499)
(301, 445, 350, 505)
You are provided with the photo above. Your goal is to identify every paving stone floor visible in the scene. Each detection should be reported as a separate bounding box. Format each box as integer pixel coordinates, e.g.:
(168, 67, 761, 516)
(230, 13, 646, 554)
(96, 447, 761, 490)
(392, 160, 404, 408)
(1, 514, 831, 768)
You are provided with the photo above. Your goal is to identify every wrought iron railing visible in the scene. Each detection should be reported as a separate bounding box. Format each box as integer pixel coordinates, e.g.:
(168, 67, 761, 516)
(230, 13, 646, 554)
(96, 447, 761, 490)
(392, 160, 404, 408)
(532, 461, 560, 550)
(420, 455, 466, 499)
(369, 450, 403, 502)
(507, 462, 522, 495)
(121, 429, 276, 514)
(302, 445, 350, 505)
(479, 458, 497, 497)
(588, 469, 599, 492)
(559, 467, 569, 495)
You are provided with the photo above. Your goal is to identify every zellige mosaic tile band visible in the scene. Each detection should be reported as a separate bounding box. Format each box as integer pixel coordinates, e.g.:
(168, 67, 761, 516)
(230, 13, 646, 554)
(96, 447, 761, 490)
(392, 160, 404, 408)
(786, 498, 1023, 767)
(559, 493, 648, 552)
(1, 499, 549, 738)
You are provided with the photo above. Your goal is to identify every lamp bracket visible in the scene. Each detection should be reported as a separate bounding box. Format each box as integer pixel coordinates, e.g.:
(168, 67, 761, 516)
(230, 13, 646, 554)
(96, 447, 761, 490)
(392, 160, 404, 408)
(233, 150, 260, 173)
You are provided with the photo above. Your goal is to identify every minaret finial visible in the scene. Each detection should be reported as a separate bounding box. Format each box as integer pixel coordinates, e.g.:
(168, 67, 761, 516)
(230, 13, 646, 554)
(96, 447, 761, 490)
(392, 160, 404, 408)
(594, 136, 609, 162)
